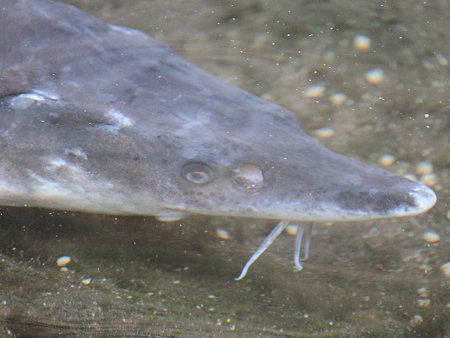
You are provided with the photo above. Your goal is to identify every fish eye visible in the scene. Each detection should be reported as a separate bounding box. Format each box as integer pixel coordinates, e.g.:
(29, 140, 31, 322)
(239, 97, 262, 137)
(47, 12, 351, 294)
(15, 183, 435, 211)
(182, 162, 214, 185)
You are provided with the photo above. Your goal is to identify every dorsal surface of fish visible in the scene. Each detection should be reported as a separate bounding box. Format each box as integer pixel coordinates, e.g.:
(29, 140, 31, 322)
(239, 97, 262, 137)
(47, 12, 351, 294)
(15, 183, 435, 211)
(0, 0, 436, 277)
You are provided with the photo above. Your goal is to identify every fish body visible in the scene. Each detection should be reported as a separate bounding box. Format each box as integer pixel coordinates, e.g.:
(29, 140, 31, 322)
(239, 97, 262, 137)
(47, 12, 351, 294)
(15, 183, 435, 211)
(0, 0, 436, 277)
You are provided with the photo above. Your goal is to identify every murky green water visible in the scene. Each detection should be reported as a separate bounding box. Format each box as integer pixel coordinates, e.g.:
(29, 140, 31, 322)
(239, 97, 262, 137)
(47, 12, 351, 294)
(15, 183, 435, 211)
(1, 0, 449, 336)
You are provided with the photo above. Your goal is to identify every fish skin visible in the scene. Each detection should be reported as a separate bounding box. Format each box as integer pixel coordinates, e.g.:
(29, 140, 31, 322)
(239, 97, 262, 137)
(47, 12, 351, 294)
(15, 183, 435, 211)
(0, 0, 436, 222)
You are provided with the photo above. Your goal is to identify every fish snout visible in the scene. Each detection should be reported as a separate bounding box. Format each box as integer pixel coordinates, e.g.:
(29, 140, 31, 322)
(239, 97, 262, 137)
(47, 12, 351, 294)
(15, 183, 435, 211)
(344, 177, 438, 219)
(405, 183, 437, 216)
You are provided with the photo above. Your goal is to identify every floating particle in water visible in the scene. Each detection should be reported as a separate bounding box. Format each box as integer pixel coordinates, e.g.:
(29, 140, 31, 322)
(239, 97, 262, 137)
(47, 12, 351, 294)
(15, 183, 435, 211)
(304, 85, 325, 99)
(216, 228, 231, 240)
(81, 277, 92, 285)
(446, 209, 450, 221)
(365, 68, 385, 84)
(420, 173, 438, 187)
(378, 154, 395, 167)
(56, 256, 71, 267)
(416, 161, 434, 176)
(59, 266, 69, 273)
(314, 127, 335, 139)
(417, 298, 431, 308)
(329, 93, 347, 106)
(422, 231, 440, 243)
(440, 262, 450, 278)
(409, 314, 423, 327)
(286, 224, 298, 236)
(353, 35, 371, 52)
(207, 294, 217, 299)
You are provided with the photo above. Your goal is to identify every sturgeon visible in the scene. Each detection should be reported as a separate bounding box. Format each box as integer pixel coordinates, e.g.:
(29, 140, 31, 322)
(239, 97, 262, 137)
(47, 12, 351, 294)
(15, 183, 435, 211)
(0, 0, 437, 279)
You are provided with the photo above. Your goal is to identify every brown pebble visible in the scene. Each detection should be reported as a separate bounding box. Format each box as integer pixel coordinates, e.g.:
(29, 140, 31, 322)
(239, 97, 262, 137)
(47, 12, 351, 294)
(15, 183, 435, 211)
(440, 262, 450, 278)
(365, 68, 385, 84)
(304, 85, 325, 99)
(378, 154, 395, 167)
(422, 231, 440, 243)
(56, 256, 71, 267)
(353, 35, 371, 52)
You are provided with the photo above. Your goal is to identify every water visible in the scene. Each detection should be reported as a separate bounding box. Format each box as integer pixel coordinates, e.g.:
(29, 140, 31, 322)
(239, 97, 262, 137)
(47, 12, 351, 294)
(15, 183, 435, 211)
(1, 0, 449, 336)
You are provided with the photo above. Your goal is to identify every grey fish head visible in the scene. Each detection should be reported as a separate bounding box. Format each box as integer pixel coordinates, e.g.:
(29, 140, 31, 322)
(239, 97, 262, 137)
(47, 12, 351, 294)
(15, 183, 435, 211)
(146, 102, 436, 222)
(0, 0, 436, 222)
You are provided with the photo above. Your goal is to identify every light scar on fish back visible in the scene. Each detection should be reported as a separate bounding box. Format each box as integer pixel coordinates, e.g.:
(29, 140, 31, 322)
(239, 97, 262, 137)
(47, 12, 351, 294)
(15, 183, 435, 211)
(0, 0, 437, 279)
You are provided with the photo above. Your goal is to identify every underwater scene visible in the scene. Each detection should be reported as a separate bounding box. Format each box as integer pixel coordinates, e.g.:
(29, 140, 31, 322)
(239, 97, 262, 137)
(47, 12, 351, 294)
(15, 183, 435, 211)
(0, 0, 449, 336)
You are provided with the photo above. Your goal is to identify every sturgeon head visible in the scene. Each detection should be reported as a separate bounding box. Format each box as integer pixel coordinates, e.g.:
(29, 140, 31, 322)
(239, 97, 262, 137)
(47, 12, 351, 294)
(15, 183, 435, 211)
(0, 0, 437, 278)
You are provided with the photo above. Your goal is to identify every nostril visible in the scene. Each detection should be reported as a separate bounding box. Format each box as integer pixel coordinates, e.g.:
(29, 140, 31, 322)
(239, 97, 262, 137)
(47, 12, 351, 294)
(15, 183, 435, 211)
(231, 163, 265, 193)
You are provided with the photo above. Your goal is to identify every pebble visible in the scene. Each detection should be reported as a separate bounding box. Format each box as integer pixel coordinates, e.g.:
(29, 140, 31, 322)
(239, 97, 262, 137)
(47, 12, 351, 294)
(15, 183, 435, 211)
(216, 228, 231, 241)
(435, 53, 448, 66)
(329, 93, 347, 105)
(322, 50, 336, 62)
(314, 127, 335, 139)
(250, 34, 269, 50)
(440, 262, 450, 278)
(378, 154, 395, 167)
(415, 161, 434, 175)
(304, 85, 325, 99)
(353, 35, 371, 52)
(56, 256, 71, 267)
(286, 224, 298, 236)
(81, 277, 92, 285)
(394, 162, 410, 175)
(422, 231, 440, 243)
(422, 59, 436, 71)
(409, 314, 423, 327)
(417, 299, 431, 308)
(260, 93, 275, 101)
(420, 173, 438, 187)
(365, 68, 385, 84)
(417, 287, 430, 298)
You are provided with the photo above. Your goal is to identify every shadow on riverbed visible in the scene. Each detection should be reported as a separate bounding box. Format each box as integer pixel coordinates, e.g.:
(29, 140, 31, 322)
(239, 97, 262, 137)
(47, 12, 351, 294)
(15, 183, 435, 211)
(1, 207, 448, 336)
